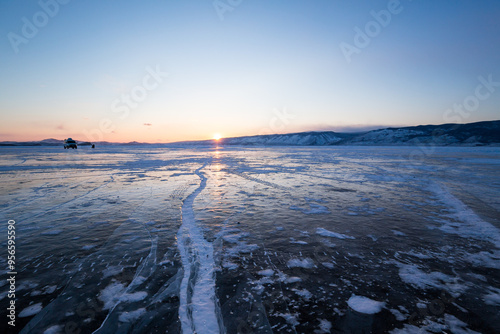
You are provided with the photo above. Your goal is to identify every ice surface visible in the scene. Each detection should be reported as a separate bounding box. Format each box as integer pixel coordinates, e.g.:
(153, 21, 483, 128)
(1, 145, 499, 333)
(290, 202, 331, 214)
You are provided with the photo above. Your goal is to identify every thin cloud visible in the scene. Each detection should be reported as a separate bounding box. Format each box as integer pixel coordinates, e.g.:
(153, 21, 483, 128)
(144, 123, 152, 126)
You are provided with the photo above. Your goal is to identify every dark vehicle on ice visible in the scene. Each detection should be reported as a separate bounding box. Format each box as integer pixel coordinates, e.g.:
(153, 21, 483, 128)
(64, 138, 77, 149)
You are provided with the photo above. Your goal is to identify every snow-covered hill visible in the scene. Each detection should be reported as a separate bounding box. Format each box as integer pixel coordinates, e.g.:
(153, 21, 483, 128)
(219, 131, 353, 146)
(214, 120, 500, 146)
(341, 120, 500, 146)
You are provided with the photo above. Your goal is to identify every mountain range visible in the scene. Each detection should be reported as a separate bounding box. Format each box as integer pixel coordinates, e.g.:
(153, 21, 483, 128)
(185, 120, 500, 146)
(1, 120, 499, 147)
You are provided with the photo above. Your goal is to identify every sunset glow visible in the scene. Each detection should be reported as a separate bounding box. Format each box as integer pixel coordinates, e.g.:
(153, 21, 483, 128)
(213, 134, 222, 141)
(0, 2, 499, 143)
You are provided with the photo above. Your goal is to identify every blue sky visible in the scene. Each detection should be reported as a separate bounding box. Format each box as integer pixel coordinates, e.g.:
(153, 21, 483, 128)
(1, 0, 499, 142)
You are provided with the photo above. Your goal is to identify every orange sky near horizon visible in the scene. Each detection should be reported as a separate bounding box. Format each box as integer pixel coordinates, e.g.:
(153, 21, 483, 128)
(1, 1, 499, 144)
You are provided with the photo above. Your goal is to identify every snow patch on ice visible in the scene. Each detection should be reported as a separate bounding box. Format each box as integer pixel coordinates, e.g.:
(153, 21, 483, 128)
(483, 287, 500, 306)
(222, 232, 259, 256)
(227, 242, 259, 256)
(290, 199, 331, 214)
(466, 250, 500, 269)
(316, 227, 355, 240)
(390, 308, 408, 321)
(290, 237, 308, 244)
(401, 250, 432, 259)
(316, 319, 332, 333)
(99, 281, 126, 310)
(430, 183, 500, 245)
(98, 280, 147, 311)
(277, 312, 299, 326)
(284, 276, 302, 284)
(396, 262, 467, 297)
(319, 239, 336, 248)
(223, 233, 247, 244)
(43, 325, 63, 334)
(30, 285, 57, 296)
(391, 230, 407, 236)
(391, 314, 480, 334)
(444, 314, 481, 334)
(221, 261, 238, 270)
(287, 258, 315, 269)
(102, 265, 124, 279)
(257, 269, 275, 276)
(121, 291, 148, 303)
(19, 302, 43, 317)
(321, 262, 335, 269)
(118, 308, 146, 322)
(347, 295, 385, 314)
(293, 288, 312, 301)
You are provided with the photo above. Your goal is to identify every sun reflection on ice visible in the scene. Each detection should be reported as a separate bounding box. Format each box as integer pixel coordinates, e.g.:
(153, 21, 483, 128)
(212, 148, 222, 171)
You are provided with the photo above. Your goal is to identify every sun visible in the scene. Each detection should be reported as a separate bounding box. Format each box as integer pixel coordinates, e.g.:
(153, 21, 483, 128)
(213, 133, 222, 141)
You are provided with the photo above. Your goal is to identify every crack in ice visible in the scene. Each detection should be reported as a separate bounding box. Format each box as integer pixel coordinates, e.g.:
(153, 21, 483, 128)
(177, 163, 223, 334)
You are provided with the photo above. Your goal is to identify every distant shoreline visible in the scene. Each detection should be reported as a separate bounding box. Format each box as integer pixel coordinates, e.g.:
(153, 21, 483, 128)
(2, 120, 499, 147)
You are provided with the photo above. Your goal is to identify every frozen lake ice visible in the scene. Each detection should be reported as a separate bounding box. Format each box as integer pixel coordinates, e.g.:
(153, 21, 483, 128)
(1, 145, 499, 333)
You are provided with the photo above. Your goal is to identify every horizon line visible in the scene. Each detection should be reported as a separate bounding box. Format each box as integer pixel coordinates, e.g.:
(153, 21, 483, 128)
(2, 119, 499, 145)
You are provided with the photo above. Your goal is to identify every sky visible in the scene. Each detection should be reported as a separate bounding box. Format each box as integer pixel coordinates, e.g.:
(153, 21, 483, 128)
(1, 0, 499, 143)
